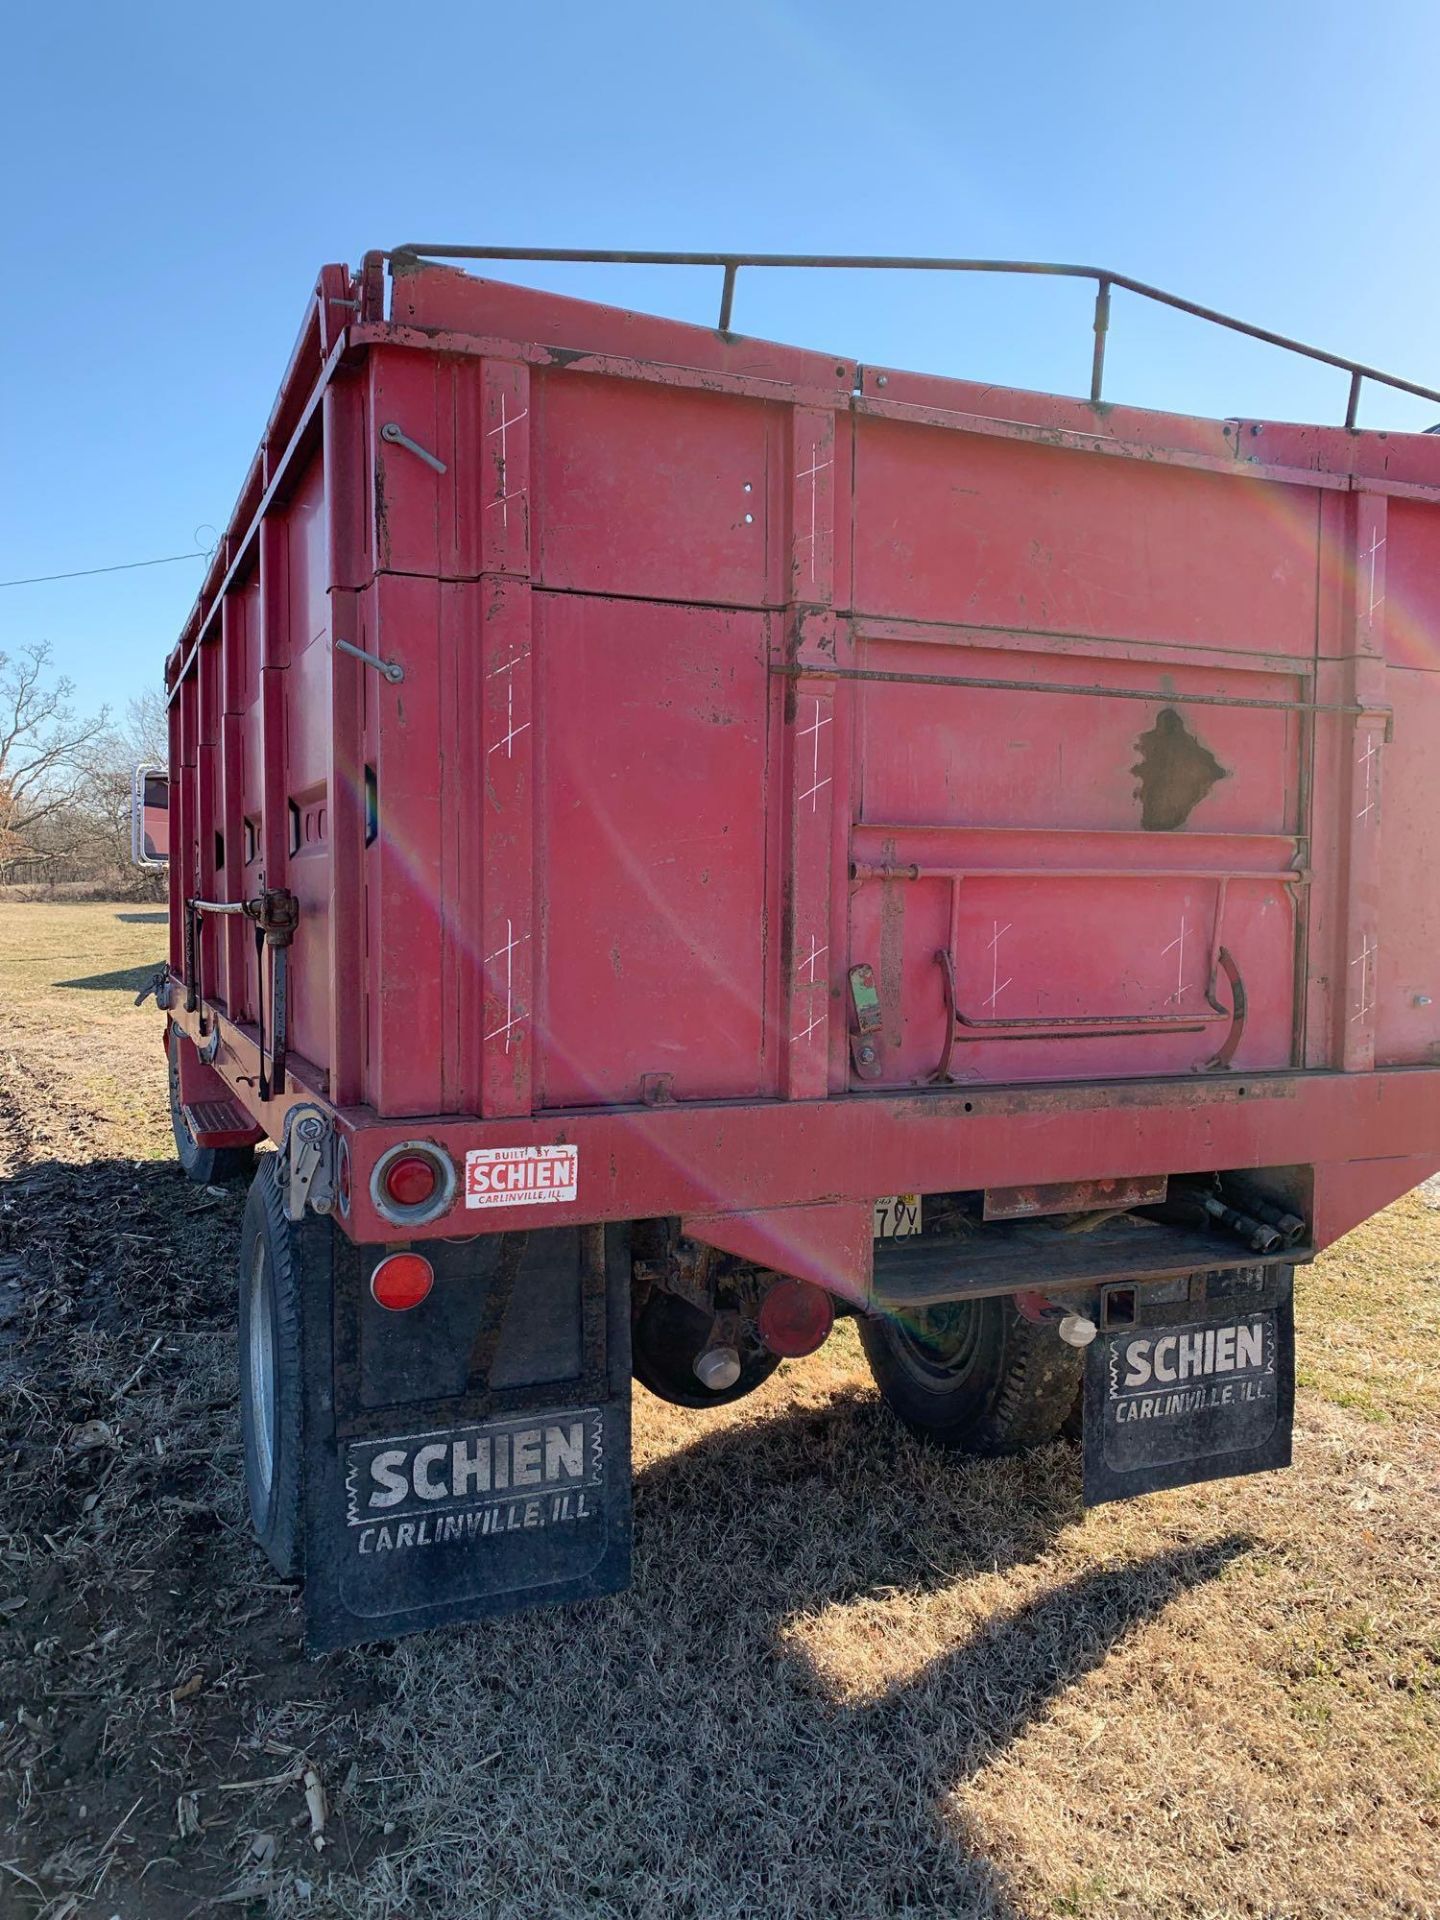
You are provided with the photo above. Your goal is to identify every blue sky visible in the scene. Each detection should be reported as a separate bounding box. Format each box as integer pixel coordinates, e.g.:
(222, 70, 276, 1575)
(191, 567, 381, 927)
(3, 0, 1438, 721)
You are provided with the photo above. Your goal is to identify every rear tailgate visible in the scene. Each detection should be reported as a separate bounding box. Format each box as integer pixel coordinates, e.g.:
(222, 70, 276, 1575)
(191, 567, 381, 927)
(846, 398, 1356, 1089)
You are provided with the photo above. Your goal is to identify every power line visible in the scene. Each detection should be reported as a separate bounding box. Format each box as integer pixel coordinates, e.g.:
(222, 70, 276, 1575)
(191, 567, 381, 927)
(0, 550, 211, 589)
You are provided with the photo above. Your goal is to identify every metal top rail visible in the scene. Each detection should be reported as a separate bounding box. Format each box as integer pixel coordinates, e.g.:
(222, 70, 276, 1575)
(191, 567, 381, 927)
(389, 245, 1440, 430)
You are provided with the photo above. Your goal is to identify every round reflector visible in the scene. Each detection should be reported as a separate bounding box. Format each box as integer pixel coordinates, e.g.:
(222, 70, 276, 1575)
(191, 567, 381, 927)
(370, 1252, 434, 1312)
(756, 1276, 834, 1357)
(384, 1151, 439, 1209)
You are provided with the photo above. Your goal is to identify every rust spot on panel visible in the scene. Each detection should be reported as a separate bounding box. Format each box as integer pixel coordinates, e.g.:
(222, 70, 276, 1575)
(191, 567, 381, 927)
(1132, 707, 1228, 830)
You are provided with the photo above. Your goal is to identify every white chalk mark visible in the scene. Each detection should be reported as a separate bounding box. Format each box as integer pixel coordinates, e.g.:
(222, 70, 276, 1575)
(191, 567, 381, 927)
(1162, 916, 1189, 1004)
(484, 917, 529, 1051)
(1356, 733, 1381, 822)
(791, 1007, 826, 1046)
(1361, 527, 1385, 618)
(488, 398, 529, 532)
(1350, 933, 1378, 1023)
(485, 484, 528, 529)
(795, 445, 832, 583)
(986, 920, 1013, 1009)
(797, 699, 831, 814)
(488, 677, 530, 759)
(800, 935, 828, 983)
(487, 648, 530, 679)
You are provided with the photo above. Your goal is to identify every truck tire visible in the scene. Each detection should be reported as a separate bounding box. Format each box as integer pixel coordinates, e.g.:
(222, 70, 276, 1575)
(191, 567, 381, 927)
(860, 1296, 1083, 1455)
(168, 1036, 254, 1185)
(238, 1156, 304, 1578)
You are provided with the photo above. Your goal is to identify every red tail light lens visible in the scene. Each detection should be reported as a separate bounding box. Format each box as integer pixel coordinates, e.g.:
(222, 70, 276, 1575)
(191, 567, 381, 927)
(756, 1276, 835, 1357)
(370, 1141, 457, 1225)
(384, 1152, 439, 1209)
(370, 1252, 435, 1312)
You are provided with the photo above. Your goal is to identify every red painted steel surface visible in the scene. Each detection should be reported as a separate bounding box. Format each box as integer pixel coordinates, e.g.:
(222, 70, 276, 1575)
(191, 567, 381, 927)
(161, 258, 1440, 1290)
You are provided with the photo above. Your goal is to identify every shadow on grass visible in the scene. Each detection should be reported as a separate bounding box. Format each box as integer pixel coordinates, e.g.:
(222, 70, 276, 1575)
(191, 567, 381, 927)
(55, 959, 164, 994)
(114, 910, 168, 924)
(334, 1379, 1254, 1917)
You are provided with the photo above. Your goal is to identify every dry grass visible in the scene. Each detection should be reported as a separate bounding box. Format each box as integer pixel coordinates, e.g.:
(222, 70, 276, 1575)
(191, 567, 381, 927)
(1, 901, 1437, 1919)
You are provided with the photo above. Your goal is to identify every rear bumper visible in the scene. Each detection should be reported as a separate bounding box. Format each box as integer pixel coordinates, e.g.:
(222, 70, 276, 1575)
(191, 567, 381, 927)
(163, 1000, 1440, 1276)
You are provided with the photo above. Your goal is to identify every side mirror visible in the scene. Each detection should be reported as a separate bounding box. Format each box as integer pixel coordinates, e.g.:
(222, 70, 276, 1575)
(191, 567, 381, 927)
(132, 765, 170, 866)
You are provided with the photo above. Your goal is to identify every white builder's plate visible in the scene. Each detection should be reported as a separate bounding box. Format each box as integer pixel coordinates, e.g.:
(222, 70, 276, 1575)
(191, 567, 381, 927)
(465, 1144, 579, 1209)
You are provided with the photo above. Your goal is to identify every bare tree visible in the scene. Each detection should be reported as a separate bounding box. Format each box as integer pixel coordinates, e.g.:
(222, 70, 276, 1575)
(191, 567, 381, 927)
(126, 687, 169, 767)
(0, 643, 109, 861)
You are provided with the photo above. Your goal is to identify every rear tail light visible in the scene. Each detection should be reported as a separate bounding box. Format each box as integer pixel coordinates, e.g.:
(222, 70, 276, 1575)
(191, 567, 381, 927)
(370, 1252, 435, 1312)
(370, 1141, 456, 1226)
(756, 1276, 834, 1357)
(384, 1153, 439, 1208)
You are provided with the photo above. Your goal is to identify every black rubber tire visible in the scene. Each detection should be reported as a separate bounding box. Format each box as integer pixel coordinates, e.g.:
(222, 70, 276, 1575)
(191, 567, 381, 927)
(237, 1155, 304, 1578)
(168, 1034, 254, 1185)
(1061, 1377, 1085, 1442)
(632, 1289, 781, 1409)
(860, 1296, 1083, 1455)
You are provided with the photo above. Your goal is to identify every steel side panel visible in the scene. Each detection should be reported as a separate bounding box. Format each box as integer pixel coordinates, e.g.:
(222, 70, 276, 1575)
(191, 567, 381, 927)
(850, 414, 1321, 652)
(532, 594, 774, 1108)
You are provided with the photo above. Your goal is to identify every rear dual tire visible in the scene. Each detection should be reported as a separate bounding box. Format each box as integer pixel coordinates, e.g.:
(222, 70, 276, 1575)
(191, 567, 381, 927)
(860, 1296, 1083, 1455)
(237, 1156, 305, 1578)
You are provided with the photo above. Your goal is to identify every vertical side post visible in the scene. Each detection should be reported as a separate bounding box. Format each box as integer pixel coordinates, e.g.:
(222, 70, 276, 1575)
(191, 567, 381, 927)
(1090, 278, 1112, 405)
(324, 374, 367, 1107)
(1339, 489, 1388, 1070)
(194, 633, 220, 1010)
(781, 403, 840, 1101)
(219, 595, 247, 1015)
(479, 358, 536, 1118)
(256, 511, 290, 1098)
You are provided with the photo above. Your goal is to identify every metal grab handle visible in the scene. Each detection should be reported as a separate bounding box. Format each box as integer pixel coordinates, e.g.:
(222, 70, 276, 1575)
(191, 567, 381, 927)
(931, 944, 1246, 1083)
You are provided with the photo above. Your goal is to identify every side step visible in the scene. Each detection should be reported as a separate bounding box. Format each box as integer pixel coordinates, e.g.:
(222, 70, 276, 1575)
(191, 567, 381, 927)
(872, 1214, 1305, 1309)
(183, 1098, 263, 1148)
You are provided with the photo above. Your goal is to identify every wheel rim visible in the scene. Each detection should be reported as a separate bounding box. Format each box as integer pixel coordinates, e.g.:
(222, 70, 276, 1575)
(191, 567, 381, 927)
(891, 1300, 986, 1393)
(247, 1237, 276, 1498)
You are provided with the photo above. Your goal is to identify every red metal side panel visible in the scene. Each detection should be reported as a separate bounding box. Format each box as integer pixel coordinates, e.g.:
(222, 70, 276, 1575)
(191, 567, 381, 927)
(1377, 667, 1440, 1065)
(361, 571, 450, 1116)
(531, 593, 775, 1108)
(533, 374, 781, 605)
(850, 412, 1320, 653)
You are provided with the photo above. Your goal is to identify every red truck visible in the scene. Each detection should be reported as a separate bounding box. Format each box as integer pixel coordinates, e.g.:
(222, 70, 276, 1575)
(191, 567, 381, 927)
(140, 249, 1440, 1650)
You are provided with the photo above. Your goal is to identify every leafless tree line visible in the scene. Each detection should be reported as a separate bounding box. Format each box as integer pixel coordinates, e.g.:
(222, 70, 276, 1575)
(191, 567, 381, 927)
(0, 641, 167, 897)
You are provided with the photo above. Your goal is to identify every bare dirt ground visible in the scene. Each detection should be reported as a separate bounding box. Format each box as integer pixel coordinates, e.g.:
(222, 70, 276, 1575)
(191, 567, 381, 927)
(1, 901, 1438, 1920)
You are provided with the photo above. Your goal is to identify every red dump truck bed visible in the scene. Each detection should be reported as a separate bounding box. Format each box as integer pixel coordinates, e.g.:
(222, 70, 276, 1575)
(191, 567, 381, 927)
(154, 252, 1440, 1647)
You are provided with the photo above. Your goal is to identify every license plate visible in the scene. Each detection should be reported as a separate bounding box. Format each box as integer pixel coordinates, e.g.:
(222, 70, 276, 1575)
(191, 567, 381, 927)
(873, 1194, 921, 1239)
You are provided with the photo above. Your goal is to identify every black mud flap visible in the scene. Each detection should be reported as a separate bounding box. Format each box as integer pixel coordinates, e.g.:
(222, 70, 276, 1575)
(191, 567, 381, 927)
(299, 1222, 631, 1653)
(1082, 1264, 1294, 1506)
